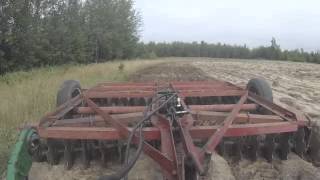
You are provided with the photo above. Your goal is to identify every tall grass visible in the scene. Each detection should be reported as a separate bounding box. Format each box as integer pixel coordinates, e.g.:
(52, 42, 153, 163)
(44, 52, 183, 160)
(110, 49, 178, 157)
(0, 59, 163, 173)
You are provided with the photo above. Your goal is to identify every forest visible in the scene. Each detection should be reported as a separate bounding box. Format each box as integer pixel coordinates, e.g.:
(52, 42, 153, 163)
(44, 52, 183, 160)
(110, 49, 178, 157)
(1, 0, 320, 75)
(139, 39, 320, 63)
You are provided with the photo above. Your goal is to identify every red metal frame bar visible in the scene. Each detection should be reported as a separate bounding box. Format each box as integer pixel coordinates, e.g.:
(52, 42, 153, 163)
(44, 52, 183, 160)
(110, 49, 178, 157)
(202, 91, 248, 154)
(176, 114, 204, 174)
(51, 111, 286, 128)
(191, 111, 284, 124)
(248, 92, 296, 121)
(153, 115, 181, 180)
(76, 104, 257, 114)
(85, 89, 246, 98)
(39, 95, 82, 127)
(89, 84, 240, 92)
(37, 122, 298, 140)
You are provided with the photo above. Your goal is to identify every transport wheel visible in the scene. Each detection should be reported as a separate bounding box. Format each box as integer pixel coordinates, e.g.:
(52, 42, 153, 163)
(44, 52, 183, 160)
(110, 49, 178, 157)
(247, 78, 273, 102)
(56, 80, 81, 106)
(58, 80, 81, 169)
(247, 78, 275, 161)
(46, 80, 82, 167)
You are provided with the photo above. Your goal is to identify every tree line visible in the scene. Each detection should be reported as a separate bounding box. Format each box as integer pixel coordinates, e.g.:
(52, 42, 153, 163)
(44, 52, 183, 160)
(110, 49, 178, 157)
(138, 38, 320, 63)
(1, 1, 320, 75)
(0, 0, 141, 74)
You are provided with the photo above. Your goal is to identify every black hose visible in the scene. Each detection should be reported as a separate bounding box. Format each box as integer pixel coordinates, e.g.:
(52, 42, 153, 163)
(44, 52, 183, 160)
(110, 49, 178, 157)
(98, 123, 144, 180)
(98, 93, 177, 180)
(122, 94, 169, 180)
(122, 93, 177, 179)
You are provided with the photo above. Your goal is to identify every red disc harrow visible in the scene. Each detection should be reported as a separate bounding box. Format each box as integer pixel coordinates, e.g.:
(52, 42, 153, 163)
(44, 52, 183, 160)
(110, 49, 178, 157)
(32, 79, 311, 180)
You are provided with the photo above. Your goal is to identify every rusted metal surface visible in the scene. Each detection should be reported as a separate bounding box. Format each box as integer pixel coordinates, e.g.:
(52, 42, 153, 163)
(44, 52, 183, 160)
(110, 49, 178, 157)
(153, 115, 181, 180)
(177, 114, 204, 174)
(35, 81, 310, 180)
(85, 89, 245, 98)
(37, 122, 298, 140)
(202, 92, 248, 155)
(248, 92, 296, 121)
(76, 103, 257, 114)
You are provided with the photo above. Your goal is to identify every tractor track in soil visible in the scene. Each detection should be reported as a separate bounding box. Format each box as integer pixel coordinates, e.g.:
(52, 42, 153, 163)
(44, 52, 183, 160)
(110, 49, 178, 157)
(27, 59, 320, 180)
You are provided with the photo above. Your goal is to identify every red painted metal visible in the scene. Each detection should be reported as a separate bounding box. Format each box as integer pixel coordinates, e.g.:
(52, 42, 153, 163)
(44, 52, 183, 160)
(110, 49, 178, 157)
(189, 122, 298, 138)
(35, 80, 310, 180)
(153, 115, 180, 180)
(85, 90, 154, 98)
(83, 93, 176, 176)
(248, 92, 296, 121)
(191, 111, 284, 124)
(181, 90, 245, 98)
(51, 111, 285, 128)
(85, 89, 245, 98)
(76, 104, 257, 114)
(177, 114, 204, 174)
(37, 121, 298, 140)
(202, 92, 248, 153)
(77, 106, 146, 114)
(37, 126, 160, 140)
(39, 95, 82, 127)
(189, 104, 257, 111)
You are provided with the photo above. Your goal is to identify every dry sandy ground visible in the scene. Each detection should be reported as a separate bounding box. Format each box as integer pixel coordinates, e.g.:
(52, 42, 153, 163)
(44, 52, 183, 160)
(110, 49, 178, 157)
(26, 58, 320, 180)
(191, 58, 320, 120)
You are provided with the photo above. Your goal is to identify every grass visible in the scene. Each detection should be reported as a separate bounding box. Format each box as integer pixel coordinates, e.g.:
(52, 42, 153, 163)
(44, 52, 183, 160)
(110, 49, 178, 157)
(0, 59, 164, 174)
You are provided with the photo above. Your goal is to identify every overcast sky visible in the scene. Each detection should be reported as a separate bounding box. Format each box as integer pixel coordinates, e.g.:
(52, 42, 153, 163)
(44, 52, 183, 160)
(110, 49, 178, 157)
(134, 0, 320, 51)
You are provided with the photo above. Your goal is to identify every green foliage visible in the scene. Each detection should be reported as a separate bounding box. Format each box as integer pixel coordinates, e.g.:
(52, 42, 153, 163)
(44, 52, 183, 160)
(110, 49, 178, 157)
(138, 39, 320, 64)
(1, 0, 319, 76)
(141, 51, 158, 59)
(0, 0, 141, 74)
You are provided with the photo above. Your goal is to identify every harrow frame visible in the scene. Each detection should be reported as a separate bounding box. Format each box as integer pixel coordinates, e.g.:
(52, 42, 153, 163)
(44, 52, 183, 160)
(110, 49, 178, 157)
(34, 80, 310, 180)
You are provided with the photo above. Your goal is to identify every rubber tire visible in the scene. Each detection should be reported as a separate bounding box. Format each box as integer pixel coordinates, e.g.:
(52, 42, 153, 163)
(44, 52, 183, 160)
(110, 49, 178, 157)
(247, 78, 275, 161)
(56, 80, 81, 106)
(57, 80, 81, 167)
(247, 78, 273, 102)
(46, 80, 81, 166)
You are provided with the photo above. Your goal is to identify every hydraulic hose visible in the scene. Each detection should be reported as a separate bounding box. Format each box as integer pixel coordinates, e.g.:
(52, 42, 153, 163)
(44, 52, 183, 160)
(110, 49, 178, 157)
(98, 123, 144, 180)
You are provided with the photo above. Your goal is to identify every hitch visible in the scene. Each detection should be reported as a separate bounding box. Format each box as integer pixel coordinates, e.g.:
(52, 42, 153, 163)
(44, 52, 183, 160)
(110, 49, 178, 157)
(7, 128, 40, 180)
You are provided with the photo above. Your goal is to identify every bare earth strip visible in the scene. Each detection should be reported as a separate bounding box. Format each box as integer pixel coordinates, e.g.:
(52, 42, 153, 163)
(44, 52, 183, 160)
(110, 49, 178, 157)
(25, 58, 320, 180)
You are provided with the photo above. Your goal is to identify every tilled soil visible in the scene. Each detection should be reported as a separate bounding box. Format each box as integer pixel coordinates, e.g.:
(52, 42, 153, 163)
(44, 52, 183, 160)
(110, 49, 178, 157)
(128, 59, 320, 180)
(130, 62, 212, 82)
(28, 59, 320, 180)
(191, 58, 320, 119)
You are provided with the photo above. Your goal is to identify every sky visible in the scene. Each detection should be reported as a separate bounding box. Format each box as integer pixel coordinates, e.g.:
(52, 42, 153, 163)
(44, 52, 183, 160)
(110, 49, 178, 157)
(134, 0, 320, 51)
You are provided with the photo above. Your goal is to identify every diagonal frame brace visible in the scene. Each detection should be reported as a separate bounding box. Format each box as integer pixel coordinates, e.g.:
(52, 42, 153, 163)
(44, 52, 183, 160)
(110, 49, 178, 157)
(248, 92, 295, 122)
(201, 91, 248, 157)
(177, 114, 205, 174)
(82, 93, 176, 176)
